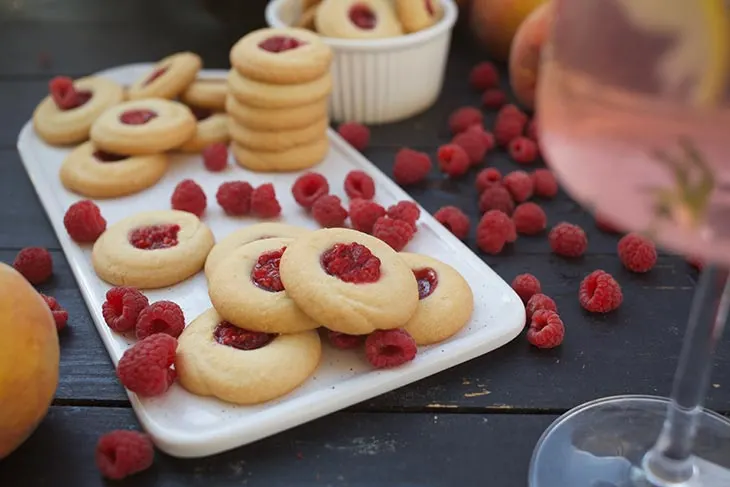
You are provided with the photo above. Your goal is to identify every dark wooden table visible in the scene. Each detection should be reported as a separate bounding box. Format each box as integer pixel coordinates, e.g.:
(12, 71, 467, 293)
(1, 1, 729, 486)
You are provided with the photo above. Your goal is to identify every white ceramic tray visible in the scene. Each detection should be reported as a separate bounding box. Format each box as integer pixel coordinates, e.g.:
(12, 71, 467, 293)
(16, 64, 525, 458)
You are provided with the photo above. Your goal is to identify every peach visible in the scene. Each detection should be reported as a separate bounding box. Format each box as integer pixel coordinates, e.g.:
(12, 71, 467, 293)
(509, 2, 553, 110)
(0, 262, 59, 459)
(469, 0, 547, 62)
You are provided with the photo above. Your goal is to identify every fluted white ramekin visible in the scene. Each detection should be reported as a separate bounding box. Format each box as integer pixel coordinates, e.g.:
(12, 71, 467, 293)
(265, 0, 458, 125)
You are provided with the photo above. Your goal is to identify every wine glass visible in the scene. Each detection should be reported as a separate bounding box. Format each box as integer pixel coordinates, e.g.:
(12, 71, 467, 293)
(529, 1, 730, 486)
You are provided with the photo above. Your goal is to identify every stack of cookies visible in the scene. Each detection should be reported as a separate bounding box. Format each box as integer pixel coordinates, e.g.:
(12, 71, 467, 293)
(226, 27, 334, 172)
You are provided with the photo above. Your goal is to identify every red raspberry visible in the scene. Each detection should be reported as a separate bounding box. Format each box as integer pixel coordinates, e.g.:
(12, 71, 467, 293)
(291, 172, 329, 209)
(513, 202, 547, 235)
(549, 222, 588, 257)
(251, 183, 282, 218)
(41, 294, 68, 331)
(527, 310, 565, 349)
(469, 61, 499, 91)
(503, 170, 534, 202)
(372, 216, 415, 251)
(508, 137, 539, 164)
(687, 256, 704, 271)
(525, 293, 557, 320)
(579, 270, 623, 313)
(448, 106, 483, 135)
(135, 301, 185, 339)
(202, 142, 228, 172)
(476, 210, 517, 254)
(102, 287, 149, 333)
(13, 247, 53, 284)
(466, 124, 496, 151)
(511, 273, 541, 303)
(482, 89, 507, 109)
(498, 104, 529, 125)
(452, 131, 487, 166)
(532, 169, 558, 198)
(494, 105, 528, 147)
(171, 179, 206, 217)
(478, 185, 515, 215)
(96, 430, 154, 480)
(387, 201, 420, 228)
(349, 198, 386, 234)
(437, 144, 470, 177)
(475, 167, 502, 193)
(434, 206, 470, 239)
(392, 148, 432, 185)
(618, 233, 657, 273)
(216, 181, 254, 216)
(312, 194, 348, 228)
(338, 122, 370, 151)
(595, 212, 621, 233)
(365, 329, 417, 368)
(63, 200, 106, 243)
(344, 170, 375, 200)
(117, 333, 177, 397)
(328, 330, 364, 350)
(526, 118, 539, 142)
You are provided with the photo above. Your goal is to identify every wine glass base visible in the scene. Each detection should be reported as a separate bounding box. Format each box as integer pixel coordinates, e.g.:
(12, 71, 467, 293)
(529, 395, 730, 487)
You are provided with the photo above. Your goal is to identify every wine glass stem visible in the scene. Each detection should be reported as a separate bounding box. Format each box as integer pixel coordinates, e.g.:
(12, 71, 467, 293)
(644, 265, 730, 484)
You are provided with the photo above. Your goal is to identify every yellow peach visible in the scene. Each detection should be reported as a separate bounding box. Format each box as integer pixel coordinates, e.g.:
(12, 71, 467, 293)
(469, 0, 548, 62)
(509, 2, 553, 110)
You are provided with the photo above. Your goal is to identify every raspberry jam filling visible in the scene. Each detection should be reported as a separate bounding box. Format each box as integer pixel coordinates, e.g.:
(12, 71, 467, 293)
(251, 247, 286, 292)
(258, 36, 306, 53)
(49, 76, 93, 111)
(128, 224, 180, 250)
(321, 242, 381, 284)
(93, 150, 128, 163)
(425, 0, 435, 16)
(143, 65, 169, 86)
(349, 4, 377, 30)
(190, 106, 212, 121)
(119, 109, 158, 125)
(214, 322, 276, 350)
(413, 267, 438, 300)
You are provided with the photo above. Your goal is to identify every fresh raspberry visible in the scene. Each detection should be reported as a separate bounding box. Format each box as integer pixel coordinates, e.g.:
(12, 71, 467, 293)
(338, 122, 370, 151)
(387, 201, 420, 228)
(392, 148, 432, 185)
(216, 181, 254, 216)
(482, 89, 507, 109)
(328, 330, 364, 350)
(549, 222, 588, 257)
(525, 293, 557, 321)
(372, 216, 415, 251)
(96, 430, 154, 480)
(202, 142, 228, 172)
(344, 170, 375, 200)
(437, 144, 470, 177)
(171, 179, 206, 217)
(526, 118, 539, 142)
(595, 213, 621, 233)
(312, 194, 348, 228)
(503, 170, 534, 202)
(511, 273, 541, 303)
(469, 61, 499, 91)
(365, 329, 417, 368)
(13, 247, 53, 284)
(466, 124, 496, 151)
(135, 301, 185, 339)
(579, 270, 623, 313)
(494, 105, 528, 146)
(448, 106, 483, 135)
(618, 233, 657, 273)
(498, 104, 529, 125)
(349, 198, 386, 234)
(291, 172, 329, 209)
(475, 167, 502, 193)
(527, 310, 565, 349)
(687, 256, 704, 271)
(102, 287, 149, 333)
(478, 185, 515, 215)
(434, 206, 470, 239)
(452, 131, 487, 166)
(513, 202, 547, 235)
(476, 210, 517, 254)
(532, 169, 558, 198)
(63, 200, 106, 243)
(508, 137, 539, 164)
(250, 183, 282, 218)
(41, 294, 68, 331)
(117, 333, 177, 397)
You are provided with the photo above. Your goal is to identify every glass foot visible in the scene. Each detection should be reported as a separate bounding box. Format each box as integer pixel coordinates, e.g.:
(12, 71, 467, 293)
(528, 395, 730, 487)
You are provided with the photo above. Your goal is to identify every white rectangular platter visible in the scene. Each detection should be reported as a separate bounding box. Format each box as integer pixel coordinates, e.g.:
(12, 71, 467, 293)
(17, 63, 525, 458)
